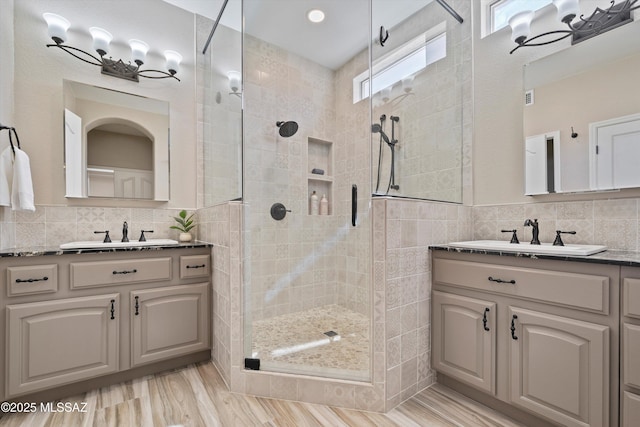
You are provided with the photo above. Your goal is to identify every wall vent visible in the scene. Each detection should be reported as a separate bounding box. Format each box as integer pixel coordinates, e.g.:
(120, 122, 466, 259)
(525, 89, 534, 106)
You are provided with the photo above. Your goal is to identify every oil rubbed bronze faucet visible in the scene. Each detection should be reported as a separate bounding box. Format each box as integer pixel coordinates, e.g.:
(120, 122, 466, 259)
(122, 221, 129, 242)
(524, 218, 540, 245)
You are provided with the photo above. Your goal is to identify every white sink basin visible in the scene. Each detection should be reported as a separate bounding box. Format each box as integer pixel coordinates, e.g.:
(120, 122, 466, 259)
(60, 239, 179, 250)
(448, 240, 607, 256)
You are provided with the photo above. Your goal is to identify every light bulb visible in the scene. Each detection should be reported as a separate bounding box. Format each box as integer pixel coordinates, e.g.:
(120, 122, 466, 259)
(89, 27, 112, 56)
(227, 71, 241, 93)
(164, 50, 182, 75)
(508, 11, 534, 45)
(552, 0, 580, 24)
(129, 39, 149, 66)
(43, 13, 70, 44)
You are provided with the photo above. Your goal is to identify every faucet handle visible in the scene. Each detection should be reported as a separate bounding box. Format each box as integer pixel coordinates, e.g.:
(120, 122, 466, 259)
(553, 230, 577, 246)
(501, 229, 520, 244)
(94, 230, 111, 243)
(139, 230, 154, 242)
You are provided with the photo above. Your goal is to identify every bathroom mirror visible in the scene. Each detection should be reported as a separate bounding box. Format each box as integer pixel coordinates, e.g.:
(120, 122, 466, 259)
(523, 20, 640, 194)
(63, 80, 170, 200)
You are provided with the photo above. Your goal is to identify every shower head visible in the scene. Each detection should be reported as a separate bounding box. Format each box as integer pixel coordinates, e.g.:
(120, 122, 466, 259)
(276, 121, 299, 137)
(371, 123, 390, 145)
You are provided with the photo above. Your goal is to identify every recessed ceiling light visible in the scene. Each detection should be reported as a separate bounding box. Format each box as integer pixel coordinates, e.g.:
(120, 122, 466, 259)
(307, 9, 325, 23)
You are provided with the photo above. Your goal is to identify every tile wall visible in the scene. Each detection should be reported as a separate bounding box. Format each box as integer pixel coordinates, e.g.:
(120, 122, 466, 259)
(473, 198, 640, 251)
(374, 197, 472, 410)
(371, 0, 472, 204)
(204, 198, 471, 412)
(198, 201, 240, 387)
(0, 205, 189, 249)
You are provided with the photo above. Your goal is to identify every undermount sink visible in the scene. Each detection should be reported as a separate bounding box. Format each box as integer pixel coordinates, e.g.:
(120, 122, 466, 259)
(60, 239, 179, 250)
(448, 240, 607, 256)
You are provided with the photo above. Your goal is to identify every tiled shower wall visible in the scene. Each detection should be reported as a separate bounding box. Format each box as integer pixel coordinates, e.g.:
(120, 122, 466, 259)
(204, 197, 471, 412)
(374, 197, 472, 410)
(242, 31, 371, 322)
(0, 205, 190, 249)
(371, 0, 472, 204)
(197, 201, 241, 387)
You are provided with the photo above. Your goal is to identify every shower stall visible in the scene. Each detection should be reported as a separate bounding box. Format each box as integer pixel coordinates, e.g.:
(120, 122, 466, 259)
(201, 0, 467, 407)
(241, 0, 373, 381)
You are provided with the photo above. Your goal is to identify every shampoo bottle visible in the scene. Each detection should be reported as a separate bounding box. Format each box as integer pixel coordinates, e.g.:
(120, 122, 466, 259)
(310, 191, 319, 215)
(320, 194, 328, 215)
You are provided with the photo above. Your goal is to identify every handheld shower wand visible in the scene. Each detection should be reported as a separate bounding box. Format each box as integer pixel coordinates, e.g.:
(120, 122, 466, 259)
(374, 115, 386, 193)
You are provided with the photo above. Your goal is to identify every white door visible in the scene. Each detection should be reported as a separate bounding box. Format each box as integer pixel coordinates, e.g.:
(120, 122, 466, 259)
(590, 113, 640, 190)
(64, 108, 84, 197)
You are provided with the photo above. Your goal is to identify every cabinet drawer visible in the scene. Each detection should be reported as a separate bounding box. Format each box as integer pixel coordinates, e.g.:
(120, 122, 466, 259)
(179, 255, 210, 279)
(70, 257, 172, 289)
(7, 264, 58, 296)
(624, 323, 640, 388)
(623, 391, 640, 427)
(433, 258, 609, 313)
(623, 278, 640, 319)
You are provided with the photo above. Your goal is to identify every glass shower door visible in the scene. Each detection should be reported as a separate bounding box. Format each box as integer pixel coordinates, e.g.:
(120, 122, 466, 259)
(242, 0, 372, 381)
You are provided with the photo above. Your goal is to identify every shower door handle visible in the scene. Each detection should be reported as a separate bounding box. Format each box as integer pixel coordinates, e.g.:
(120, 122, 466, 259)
(351, 184, 357, 226)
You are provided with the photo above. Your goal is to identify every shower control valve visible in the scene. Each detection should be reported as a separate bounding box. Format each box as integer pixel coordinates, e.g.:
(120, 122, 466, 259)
(270, 203, 291, 221)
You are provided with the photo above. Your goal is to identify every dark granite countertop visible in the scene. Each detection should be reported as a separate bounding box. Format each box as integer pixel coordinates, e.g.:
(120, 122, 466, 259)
(430, 244, 640, 267)
(0, 241, 212, 258)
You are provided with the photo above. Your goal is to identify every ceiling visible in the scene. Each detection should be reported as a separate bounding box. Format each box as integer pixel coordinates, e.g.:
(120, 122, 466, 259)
(163, 0, 436, 69)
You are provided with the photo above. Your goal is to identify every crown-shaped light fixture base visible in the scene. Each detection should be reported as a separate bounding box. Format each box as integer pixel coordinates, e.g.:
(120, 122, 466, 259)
(101, 58, 140, 82)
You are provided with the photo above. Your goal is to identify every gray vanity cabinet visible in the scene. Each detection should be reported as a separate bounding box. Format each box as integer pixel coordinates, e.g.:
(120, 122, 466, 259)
(432, 251, 618, 427)
(131, 283, 209, 367)
(1, 247, 211, 402)
(432, 291, 496, 394)
(6, 293, 120, 397)
(508, 306, 609, 427)
(620, 272, 640, 427)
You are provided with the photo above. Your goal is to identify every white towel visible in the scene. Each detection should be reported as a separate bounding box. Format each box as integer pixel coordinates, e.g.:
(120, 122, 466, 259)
(0, 146, 12, 207)
(11, 147, 35, 211)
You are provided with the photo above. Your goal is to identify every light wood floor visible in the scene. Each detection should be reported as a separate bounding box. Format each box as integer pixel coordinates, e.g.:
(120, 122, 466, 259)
(0, 361, 524, 427)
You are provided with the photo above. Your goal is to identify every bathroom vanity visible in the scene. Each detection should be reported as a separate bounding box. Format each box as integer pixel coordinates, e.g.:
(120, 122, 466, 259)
(431, 246, 640, 427)
(0, 243, 211, 403)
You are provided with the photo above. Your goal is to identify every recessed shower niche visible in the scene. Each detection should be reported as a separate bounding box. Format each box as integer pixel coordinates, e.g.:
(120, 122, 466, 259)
(307, 137, 333, 215)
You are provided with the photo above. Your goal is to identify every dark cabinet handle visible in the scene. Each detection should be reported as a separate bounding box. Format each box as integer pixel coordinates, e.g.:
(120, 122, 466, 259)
(488, 276, 516, 285)
(113, 269, 138, 275)
(110, 299, 115, 320)
(351, 184, 357, 226)
(511, 314, 518, 340)
(482, 307, 490, 331)
(186, 264, 206, 269)
(134, 296, 139, 316)
(16, 276, 48, 283)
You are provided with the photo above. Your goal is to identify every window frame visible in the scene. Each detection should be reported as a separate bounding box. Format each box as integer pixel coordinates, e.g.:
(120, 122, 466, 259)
(353, 21, 447, 104)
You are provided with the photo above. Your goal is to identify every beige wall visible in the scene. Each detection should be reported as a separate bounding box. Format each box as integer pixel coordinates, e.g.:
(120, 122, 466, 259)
(0, 0, 14, 129)
(10, 0, 197, 209)
(472, 1, 640, 205)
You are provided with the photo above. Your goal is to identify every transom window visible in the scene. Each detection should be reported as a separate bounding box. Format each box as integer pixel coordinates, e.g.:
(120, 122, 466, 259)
(353, 22, 446, 104)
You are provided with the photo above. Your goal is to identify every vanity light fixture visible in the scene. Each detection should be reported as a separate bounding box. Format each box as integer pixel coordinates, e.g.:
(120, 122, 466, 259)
(43, 13, 182, 82)
(227, 71, 242, 97)
(508, 0, 640, 54)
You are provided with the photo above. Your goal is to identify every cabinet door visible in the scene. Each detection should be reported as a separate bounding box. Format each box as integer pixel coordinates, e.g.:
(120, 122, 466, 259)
(432, 291, 496, 394)
(623, 391, 640, 427)
(131, 283, 209, 367)
(509, 307, 609, 427)
(6, 294, 120, 397)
